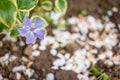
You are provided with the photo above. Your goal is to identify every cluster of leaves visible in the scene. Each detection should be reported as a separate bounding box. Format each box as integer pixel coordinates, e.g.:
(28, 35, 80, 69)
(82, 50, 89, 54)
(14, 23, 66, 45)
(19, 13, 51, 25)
(90, 66, 109, 80)
(0, 0, 68, 37)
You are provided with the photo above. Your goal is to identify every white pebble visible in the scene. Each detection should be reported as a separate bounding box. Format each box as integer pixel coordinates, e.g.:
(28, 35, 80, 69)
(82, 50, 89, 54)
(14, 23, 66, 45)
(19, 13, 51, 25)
(51, 42, 59, 49)
(39, 45, 46, 51)
(50, 49, 57, 56)
(112, 7, 118, 12)
(0, 53, 9, 63)
(32, 44, 38, 50)
(21, 57, 29, 62)
(25, 69, 34, 78)
(64, 64, 73, 70)
(9, 55, 17, 62)
(107, 10, 113, 16)
(19, 41, 25, 46)
(11, 38, 17, 42)
(51, 66, 59, 70)
(87, 16, 96, 24)
(32, 50, 40, 57)
(90, 49, 98, 54)
(106, 51, 113, 58)
(68, 17, 79, 25)
(77, 74, 89, 80)
(64, 53, 70, 60)
(57, 53, 64, 59)
(105, 60, 113, 66)
(98, 54, 106, 60)
(46, 73, 54, 80)
(16, 73, 21, 80)
(12, 65, 26, 72)
(53, 59, 65, 66)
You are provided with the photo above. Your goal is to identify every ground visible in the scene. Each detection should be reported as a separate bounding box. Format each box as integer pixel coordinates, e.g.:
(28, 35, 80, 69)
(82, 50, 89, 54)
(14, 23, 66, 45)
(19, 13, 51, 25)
(0, 0, 120, 80)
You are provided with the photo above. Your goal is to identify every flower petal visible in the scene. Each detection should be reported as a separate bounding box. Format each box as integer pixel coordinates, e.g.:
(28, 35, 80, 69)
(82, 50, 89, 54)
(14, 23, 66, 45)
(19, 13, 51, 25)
(34, 29, 45, 40)
(18, 28, 28, 36)
(22, 16, 32, 27)
(34, 18, 44, 28)
(26, 31, 36, 44)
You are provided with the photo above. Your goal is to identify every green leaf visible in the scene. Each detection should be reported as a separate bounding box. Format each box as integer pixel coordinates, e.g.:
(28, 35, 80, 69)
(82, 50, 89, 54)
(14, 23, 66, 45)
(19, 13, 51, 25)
(17, 11, 30, 23)
(91, 66, 100, 75)
(10, 25, 20, 37)
(31, 16, 48, 28)
(81, 9, 87, 16)
(16, 0, 38, 11)
(0, 0, 17, 27)
(0, 23, 7, 32)
(55, 0, 68, 14)
(41, 1, 53, 11)
(96, 73, 109, 80)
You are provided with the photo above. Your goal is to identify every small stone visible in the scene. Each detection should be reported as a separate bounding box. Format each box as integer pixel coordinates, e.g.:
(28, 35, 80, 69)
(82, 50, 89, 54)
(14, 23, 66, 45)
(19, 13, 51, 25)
(105, 51, 113, 58)
(50, 49, 57, 56)
(98, 54, 106, 60)
(78, 24, 88, 34)
(51, 66, 59, 70)
(0, 53, 9, 63)
(79, 35, 86, 41)
(12, 65, 26, 72)
(50, 11, 62, 21)
(46, 73, 54, 80)
(64, 53, 70, 60)
(11, 38, 17, 42)
(71, 33, 80, 41)
(24, 45, 32, 56)
(12, 43, 18, 51)
(32, 50, 40, 57)
(87, 16, 96, 24)
(112, 55, 120, 65)
(107, 10, 113, 16)
(57, 53, 64, 59)
(26, 61, 33, 67)
(72, 67, 82, 74)
(19, 41, 25, 46)
(77, 74, 89, 80)
(51, 42, 59, 49)
(32, 44, 38, 50)
(105, 60, 113, 66)
(9, 55, 17, 62)
(24, 69, 34, 78)
(89, 32, 99, 40)
(66, 42, 79, 53)
(112, 7, 118, 12)
(22, 57, 29, 62)
(39, 45, 46, 51)
(68, 17, 79, 25)
(90, 40, 102, 48)
(90, 49, 98, 54)
(53, 59, 65, 66)
(16, 73, 21, 80)
(64, 64, 73, 70)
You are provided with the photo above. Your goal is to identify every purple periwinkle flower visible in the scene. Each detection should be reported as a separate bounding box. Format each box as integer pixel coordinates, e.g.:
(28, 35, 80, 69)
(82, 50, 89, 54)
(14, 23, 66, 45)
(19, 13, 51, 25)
(18, 16, 46, 44)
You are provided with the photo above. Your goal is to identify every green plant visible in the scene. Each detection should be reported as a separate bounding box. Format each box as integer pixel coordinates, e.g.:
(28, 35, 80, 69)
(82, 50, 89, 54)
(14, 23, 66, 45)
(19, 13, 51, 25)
(90, 66, 109, 80)
(0, 0, 68, 39)
(96, 73, 108, 80)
